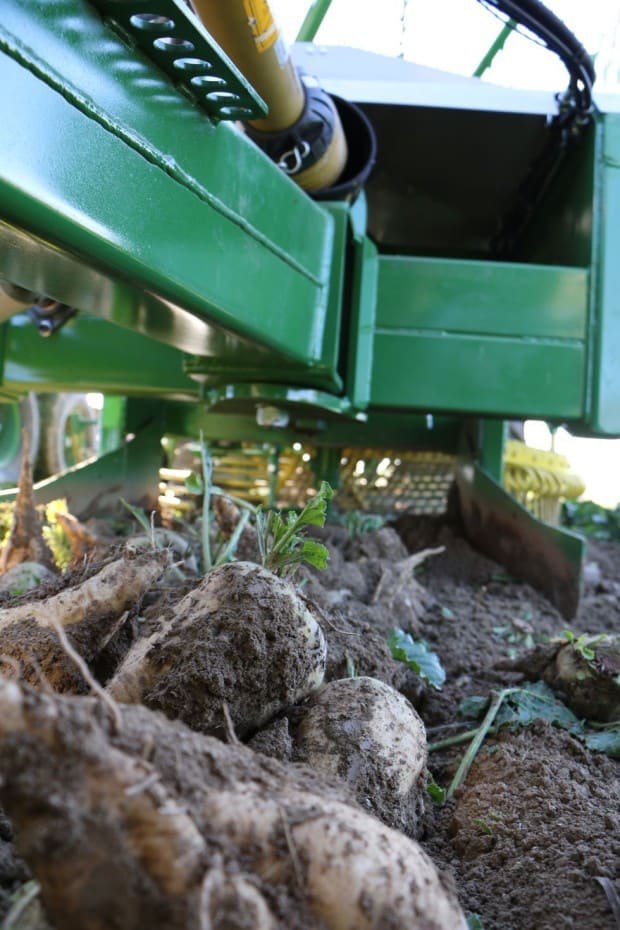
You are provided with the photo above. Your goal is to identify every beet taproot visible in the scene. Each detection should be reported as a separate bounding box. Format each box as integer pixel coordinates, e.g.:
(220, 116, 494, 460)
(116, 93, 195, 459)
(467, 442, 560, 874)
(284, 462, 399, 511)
(108, 561, 326, 736)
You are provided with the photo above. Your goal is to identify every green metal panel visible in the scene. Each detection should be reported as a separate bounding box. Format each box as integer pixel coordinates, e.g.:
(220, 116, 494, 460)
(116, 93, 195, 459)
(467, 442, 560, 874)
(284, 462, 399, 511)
(0, 1, 313, 270)
(1, 315, 198, 399)
(477, 420, 507, 484)
(371, 334, 584, 418)
(371, 255, 587, 418)
(202, 383, 365, 420)
(589, 114, 620, 434)
(456, 462, 584, 619)
(512, 122, 595, 269)
(377, 257, 588, 339)
(0, 4, 343, 388)
(318, 205, 349, 392)
(162, 401, 462, 451)
(297, 0, 334, 41)
(346, 237, 377, 409)
(0, 418, 165, 517)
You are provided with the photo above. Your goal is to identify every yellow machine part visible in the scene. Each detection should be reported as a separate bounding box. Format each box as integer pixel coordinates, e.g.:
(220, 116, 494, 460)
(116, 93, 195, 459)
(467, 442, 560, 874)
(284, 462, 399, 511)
(503, 439, 586, 524)
(159, 441, 585, 525)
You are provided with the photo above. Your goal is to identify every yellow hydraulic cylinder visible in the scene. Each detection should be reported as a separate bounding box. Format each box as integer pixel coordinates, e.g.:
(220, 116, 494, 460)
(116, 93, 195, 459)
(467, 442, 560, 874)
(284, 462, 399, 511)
(191, 0, 348, 192)
(191, 0, 303, 131)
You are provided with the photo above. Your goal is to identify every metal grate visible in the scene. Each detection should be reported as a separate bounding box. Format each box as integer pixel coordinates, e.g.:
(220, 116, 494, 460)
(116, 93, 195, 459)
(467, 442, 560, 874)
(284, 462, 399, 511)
(336, 450, 455, 515)
(158, 440, 584, 524)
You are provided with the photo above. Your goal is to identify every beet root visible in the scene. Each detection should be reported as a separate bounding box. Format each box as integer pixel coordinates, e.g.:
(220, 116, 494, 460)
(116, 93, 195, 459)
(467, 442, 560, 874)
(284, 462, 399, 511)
(0, 551, 168, 692)
(0, 679, 467, 930)
(108, 561, 327, 736)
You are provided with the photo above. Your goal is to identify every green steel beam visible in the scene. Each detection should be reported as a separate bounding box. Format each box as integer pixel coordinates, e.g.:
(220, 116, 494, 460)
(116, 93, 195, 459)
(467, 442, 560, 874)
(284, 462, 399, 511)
(345, 200, 378, 410)
(372, 255, 588, 419)
(202, 383, 366, 420)
(296, 0, 334, 42)
(161, 401, 462, 451)
(590, 114, 620, 434)
(477, 419, 507, 484)
(456, 462, 585, 619)
(1, 314, 198, 398)
(0, 2, 342, 388)
(473, 19, 516, 78)
(0, 417, 165, 516)
(377, 256, 588, 339)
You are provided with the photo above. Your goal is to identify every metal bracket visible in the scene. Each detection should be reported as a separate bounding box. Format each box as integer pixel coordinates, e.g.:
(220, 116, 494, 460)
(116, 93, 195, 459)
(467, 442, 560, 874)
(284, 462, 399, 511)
(203, 383, 368, 425)
(88, 0, 267, 121)
(0, 419, 164, 518)
(456, 461, 584, 619)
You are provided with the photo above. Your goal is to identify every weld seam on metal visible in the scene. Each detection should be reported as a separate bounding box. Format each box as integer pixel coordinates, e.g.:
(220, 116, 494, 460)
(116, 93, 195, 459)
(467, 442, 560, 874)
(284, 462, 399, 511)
(0, 29, 324, 288)
(374, 328, 584, 346)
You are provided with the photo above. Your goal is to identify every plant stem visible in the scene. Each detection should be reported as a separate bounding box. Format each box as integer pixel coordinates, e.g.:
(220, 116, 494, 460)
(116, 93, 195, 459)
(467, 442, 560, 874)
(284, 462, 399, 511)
(199, 433, 213, 571)
(445, 688, 517, 800)
(211, 488, 258, 515)
(428, 729, 483, 752)
(2, 880, 41, 929)
(216, 509, 250, 566)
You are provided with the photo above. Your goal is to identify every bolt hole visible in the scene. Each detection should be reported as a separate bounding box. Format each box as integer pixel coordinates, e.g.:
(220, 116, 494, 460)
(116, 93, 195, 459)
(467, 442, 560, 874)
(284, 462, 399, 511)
(218, 106, 253, 119)
(173, 57, 213, 72)
(190, 74, 227, 88)
(153, 36, 195, 53)
(129, 13, 175, 32)
(205, 91, 240, 104)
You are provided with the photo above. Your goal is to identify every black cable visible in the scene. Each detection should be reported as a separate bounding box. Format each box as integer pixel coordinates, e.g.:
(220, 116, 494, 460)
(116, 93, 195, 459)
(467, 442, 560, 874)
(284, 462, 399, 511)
(471, 0, 597, 255)
(477, 0, 596, 114)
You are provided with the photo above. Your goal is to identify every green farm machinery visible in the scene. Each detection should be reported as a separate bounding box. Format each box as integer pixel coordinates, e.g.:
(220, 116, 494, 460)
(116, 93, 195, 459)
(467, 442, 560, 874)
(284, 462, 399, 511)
(0, 0, 617, 615)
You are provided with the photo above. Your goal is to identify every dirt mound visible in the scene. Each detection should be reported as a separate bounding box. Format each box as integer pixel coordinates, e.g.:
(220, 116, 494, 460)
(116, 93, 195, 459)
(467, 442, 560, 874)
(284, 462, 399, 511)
(0, 516, 617, 930)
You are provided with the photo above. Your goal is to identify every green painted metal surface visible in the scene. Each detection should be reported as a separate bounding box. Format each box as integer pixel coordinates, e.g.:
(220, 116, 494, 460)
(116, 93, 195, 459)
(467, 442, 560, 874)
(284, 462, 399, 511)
(473, 18, 516, 77)
(511, 123, 595, 269)
(377, 257, 588, 339)
(202, 383, 367, 421)
(89, 0, 266, 120)
(0, 418, 164, 516)
(1, 314, 198, 398)
(589, 114, 620, 434)
(0, 2, 313, 274)
(456, 462, 585, 618)
(0, 0, 618, 445)
(344, 202, 378, 411)
(0, 1, 341, 386)
(477, 420, 507, 485)
(297, 0, 334, 41)
(0, 403, 23, 469)
(372, 255, 587, 418)
(162, 402, 462, 451)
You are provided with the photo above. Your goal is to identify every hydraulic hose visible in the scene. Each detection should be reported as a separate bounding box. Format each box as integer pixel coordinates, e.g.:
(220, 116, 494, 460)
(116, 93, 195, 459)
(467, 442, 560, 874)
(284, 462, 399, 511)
(477, 0, 595, 115)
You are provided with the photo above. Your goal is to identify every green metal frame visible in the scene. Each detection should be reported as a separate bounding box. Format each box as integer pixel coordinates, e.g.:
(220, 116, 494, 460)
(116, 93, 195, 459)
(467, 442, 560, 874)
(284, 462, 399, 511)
(1, 0, 618, 615)
(0, 1, 339, 387)
(1, 2, 618, 434)
(456, 462, 585, 619)
(296, 0, 334, 42)
(372, 255, 588, 419)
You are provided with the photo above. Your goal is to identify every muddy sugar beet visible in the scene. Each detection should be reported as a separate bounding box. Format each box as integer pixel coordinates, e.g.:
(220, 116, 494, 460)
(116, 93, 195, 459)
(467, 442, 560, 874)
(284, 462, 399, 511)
(108, 561, 327, 736)
(294, 676, 428, 832)
(0, 678, 468, 930)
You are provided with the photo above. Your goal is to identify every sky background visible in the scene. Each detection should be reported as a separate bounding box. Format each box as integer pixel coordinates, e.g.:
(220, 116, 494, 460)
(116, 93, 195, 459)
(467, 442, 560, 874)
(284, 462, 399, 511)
(272, 0, 620, 94)
(271, 0, 620, 506)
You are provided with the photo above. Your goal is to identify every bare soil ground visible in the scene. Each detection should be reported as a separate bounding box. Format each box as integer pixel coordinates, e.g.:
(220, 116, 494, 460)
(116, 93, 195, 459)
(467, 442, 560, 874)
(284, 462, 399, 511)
(0, 508, 618, 929)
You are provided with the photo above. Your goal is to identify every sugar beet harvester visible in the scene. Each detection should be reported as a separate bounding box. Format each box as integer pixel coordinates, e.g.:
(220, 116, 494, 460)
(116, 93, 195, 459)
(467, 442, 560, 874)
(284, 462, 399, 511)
(0, 0, 617, 616)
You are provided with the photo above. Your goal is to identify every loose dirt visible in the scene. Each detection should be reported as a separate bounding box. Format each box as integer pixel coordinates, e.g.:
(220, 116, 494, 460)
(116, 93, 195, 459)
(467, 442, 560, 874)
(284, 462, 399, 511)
(0, 510, 618, 929)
